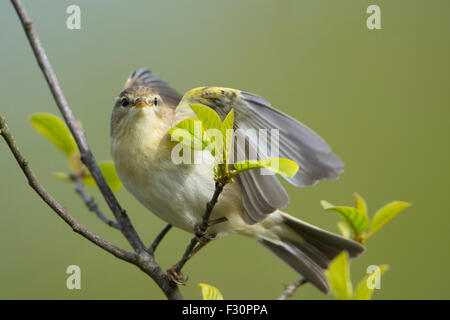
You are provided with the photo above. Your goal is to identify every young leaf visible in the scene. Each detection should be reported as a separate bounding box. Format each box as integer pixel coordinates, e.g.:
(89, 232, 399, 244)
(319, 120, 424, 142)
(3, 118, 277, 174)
(222, 108, 234, 132)
(354, 265, 389, 300)
(189, 104, 223, 132)
(68, 153, 83, 174)
(354, 193, 367, 215)
(169, 118, 205, 150)
(30, 113, 77, 156)
(198, 283, 224, 300)
(54, 172, 72, 182)
(222, 109, 234, 162)
(189, 104, 225, 158)
(233, 158, 299, 178)
(337, 221, 352, 239)
(203, 128, 224, 160)
(321, 200, 370, 234)
(82, 162, 122, 192)
(370, 201, 410, 237)
(324, 251, 353, 300)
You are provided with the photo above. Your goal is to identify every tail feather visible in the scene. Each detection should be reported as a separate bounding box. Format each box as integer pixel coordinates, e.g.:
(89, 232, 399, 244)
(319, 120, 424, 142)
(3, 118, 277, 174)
(259, 212, 365, 294)
(282, 213, 364, 259)
(259, 239, 331, 292)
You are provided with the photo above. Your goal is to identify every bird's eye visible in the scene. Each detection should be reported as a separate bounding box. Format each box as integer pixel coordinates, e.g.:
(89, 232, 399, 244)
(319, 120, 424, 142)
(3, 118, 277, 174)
(153, 97, 158, 106)
(121, 98, 129, 107)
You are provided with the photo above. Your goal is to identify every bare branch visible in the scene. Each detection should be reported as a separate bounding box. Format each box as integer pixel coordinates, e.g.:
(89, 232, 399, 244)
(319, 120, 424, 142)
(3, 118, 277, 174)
(0, 115, 135, 263)
(0, 114, 183, 300)
(10, 0, 144, 252)
(9, 0, 183, 300)
(148, 224, 172, 255)
(278, 278, 308, 300)
(74, 176, 120, 229)
(199, 181, 226, 233)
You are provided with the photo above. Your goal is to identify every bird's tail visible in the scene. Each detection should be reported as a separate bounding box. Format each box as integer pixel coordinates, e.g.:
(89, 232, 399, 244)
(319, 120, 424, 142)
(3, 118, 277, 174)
(258, 211, 365, 293)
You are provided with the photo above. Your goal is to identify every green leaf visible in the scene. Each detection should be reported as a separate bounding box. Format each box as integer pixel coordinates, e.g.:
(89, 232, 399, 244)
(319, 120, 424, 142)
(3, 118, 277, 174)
(189, 104, 223, 132)
(198, 283, 224, 300)
(83, 162, 122, 192)
(30, 113, 77, 156)
(189, 104, 224, 158)
(222, 108, 234, 132)
(222, 109, 234, 162)
(354, 265, 389, 300)
(169, 118, 205, 150)
(324, 251, 353, 300)
(321, 200, 370, 234)
(54, 172, 72, 182)
(354, 193, 367, 215)
(337, 221, 352, 239)
(233, 158, 299, 178)
(370, 201, 411, 236)
(68, 154, 83, 173)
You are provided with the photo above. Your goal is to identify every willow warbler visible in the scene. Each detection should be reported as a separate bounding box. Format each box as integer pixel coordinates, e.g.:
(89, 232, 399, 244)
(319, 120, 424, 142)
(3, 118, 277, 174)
(110, 69, 364, 293)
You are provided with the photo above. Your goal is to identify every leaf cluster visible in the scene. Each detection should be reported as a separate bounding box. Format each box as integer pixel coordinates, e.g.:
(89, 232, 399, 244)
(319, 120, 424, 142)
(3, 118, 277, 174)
(322, 193, 410, 299)
(30, 113, 122, 192)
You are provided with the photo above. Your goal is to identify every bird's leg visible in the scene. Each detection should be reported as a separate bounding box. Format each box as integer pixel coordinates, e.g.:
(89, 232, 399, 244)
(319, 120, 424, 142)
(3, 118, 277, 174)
(167, 236, 198, 285)
(168, 179, 229, 285)
(194, 217, 228, 242)
(167, 217, 228, 285)
(187, 237, 212, 258)
(167, 264, 188, 285)
(208, 216, 228, 226)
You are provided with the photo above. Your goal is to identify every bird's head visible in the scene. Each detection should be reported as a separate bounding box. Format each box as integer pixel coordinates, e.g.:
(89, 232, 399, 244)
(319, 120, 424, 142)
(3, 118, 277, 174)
(110, 86, 171, 139)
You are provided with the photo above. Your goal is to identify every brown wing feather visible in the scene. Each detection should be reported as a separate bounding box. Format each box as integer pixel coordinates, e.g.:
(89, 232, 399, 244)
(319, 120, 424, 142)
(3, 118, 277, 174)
(179, 87, 344, 224)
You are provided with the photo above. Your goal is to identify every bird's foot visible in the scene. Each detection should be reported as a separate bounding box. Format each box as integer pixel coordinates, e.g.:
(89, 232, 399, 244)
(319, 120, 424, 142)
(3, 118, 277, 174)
(194, 224, 217, 244)
(167, 266, 188, 285)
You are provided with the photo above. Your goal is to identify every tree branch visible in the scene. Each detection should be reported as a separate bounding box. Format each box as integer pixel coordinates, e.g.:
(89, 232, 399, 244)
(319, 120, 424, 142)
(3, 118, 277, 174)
(10, 0, 144, 252)
(74, 176, 120, 229)
(9, 0, 183, 300)
(0, 115, 135, 263)
(0, 114, 182, 299)
(199, 181, 225, 233)
(278, 278, 307, 300)
(147, 224, 172, 255)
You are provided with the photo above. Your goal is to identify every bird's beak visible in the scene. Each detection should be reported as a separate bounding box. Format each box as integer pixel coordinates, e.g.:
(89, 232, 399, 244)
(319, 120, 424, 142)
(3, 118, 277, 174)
(133, 97, 150, 108)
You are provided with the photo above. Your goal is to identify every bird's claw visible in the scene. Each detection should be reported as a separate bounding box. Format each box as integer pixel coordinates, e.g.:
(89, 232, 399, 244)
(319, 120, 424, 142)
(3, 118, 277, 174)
(167, 266, 188, 285)
(194, 224, 217, 243)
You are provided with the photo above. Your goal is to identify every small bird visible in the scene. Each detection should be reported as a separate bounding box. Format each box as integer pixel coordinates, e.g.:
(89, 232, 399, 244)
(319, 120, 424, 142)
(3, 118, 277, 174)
(110, 69, 364, 293)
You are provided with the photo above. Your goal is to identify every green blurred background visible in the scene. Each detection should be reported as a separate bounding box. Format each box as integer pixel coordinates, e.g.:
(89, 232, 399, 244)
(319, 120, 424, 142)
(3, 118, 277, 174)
(1, 0, 449, 299)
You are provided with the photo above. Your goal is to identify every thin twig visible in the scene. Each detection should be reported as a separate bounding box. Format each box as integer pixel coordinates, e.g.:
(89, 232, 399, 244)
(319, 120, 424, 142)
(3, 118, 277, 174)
(148, 224, 172, 255)
(9, 0, 182, 300)
(172, 239, 200, 278)
(74, 176, 120, 229)
(278, 278, 308, 300)
(199, 181, 225, 233)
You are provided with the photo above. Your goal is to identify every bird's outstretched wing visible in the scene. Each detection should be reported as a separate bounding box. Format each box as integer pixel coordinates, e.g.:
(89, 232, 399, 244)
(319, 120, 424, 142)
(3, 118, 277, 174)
(124, 69, 182, 108)
(176, 87, 344, 224)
